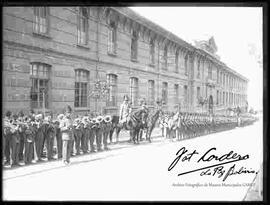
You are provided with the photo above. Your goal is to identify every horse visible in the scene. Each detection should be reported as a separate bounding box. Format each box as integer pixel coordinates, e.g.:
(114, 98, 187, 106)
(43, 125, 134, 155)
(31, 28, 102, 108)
(144, 107, 163, 142)
(108, 109, 147, 144)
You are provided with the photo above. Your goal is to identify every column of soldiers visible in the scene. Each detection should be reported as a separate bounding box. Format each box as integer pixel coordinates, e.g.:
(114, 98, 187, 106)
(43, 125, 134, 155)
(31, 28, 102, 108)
(159, 109, 258, 140)
(2, 107, 113, 167)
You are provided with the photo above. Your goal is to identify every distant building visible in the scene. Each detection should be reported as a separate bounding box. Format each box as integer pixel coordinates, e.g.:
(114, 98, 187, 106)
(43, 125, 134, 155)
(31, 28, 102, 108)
(2, 7, 248, 115)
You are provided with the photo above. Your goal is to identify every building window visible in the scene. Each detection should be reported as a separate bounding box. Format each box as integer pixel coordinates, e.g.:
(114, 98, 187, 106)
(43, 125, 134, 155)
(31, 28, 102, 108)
(30, 63, 50, 109)
(217, 70, 219, 83)
(162, 46, 168, 70)
(220, 72, 222, 85)
(161, 82, 168, 105)
(74, 69, 89, 108)
(131, 31, 138, 61)
(208, 64, 212, 79)
(184, 85, 188, 106)
(197, 59, 201, 79)
(33, 7, 49, 35)
(130, 77, 138, 106)
(197, 87, 201, 102)
(184, 54, 188, 75)
(216, 90, 219, 105)
(175, 50, 179, 73)
(174, 84, 179, 105)
(148, 80, 155, 106)
(77, 7, 88, 45)
(106, 74, 117, 107)
(108, 21, 117, 54)
(220, 91, 222, 105)
(149, 39, 155, 65)
(223, 92, 225, 105)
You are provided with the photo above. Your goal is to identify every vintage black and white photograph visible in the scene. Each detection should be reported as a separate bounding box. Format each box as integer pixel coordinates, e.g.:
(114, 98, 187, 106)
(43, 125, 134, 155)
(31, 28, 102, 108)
(2, 5, 264, 201)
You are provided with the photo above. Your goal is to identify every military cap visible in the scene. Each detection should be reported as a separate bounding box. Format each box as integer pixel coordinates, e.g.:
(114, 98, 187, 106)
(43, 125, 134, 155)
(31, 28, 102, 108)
(5, 111, 12, 117)
(123, 95, 129, 101)
(57, 114, 64, 121)
(65, 105, 72, 113)
(104, 115, 112, 123)
(96, 116, 104, 123)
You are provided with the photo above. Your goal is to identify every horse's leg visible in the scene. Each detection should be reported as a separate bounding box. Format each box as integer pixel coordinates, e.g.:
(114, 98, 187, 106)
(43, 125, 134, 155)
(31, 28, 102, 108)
(136, 129, 139, 144)
(139, 129, 143, 141)
(148, 126, 154, 142)
(116, 126, 121, 143)
(109, 128, 114, 144)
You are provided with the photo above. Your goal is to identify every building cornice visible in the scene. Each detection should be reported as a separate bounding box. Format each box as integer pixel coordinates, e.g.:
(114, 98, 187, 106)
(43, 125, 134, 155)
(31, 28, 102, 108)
(111, 7, 249, 82)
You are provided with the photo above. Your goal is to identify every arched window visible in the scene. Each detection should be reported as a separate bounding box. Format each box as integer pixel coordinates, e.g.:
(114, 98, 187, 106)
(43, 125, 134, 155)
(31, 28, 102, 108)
(149, 39, 155, 65)
(131, 31, 138, 61)
(108, 21, 117, 54)
(74, 69, 89, 107)
(33, 7, 49, 34)
(30, 62, 51, 109)
(107, 74, 117, 106)
(175, 50, 179, 73)
(162, 46, 168, 70)
(162, 82, 168, 105)
(197, 59, 201, 79)
(174, 84, 179, 105)
(130, 77, 139, 106)
(148, 80, 155, 106)
(184, 85, 188, 106)
(216, 90, 219, 105)
(184, 54, 188, 75)
(77, 7, 89, 45)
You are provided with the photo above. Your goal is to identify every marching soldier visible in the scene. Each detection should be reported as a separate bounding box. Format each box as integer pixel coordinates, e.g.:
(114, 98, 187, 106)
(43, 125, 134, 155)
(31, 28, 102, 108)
(24, 116, 36, 164)
(18, 110, 26, 163)
(73, 117, 83, 155)
(34, 113, 45, 161)
(44, 115, 55, 161)
(80, 116, 89, 154)
(3, 111, 13, 166)
(95, 116, 104, 152)
(55, 114, 64, 159)
(103, 115, 112, 150)
(59, 105, 74, 165)
(138, 98, 149, 141)
(10, 114, 21, 166)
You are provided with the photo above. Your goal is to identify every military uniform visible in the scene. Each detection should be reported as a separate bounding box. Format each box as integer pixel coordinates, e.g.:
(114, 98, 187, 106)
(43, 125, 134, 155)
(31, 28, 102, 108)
(59, 111, 74, 164)
(24, 119, 36, 164)
(44, 116, 55, 160)
(119, 97, 132, 128)
(103, 116, 112, 150)
(10, 118, 21, 166)
(3, 116, 13, 166)
(73, 118, 83, 155)
(35, 115, 45, 161)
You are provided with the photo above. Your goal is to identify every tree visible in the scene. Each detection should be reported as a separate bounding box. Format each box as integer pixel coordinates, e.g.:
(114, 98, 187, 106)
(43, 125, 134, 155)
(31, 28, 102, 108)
(89, 80, 110, 112)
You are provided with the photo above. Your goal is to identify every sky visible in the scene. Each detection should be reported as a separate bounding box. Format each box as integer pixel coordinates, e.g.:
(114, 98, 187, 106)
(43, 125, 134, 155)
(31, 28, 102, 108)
(130, 7, 263, 110)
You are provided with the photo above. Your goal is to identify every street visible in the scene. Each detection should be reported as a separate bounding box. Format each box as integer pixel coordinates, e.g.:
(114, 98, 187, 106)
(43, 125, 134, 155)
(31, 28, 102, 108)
(3, 116, 263, 201)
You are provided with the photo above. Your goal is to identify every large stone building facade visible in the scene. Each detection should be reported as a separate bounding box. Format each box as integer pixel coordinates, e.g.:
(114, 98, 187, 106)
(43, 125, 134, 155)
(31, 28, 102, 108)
(2, 7, 248, 115)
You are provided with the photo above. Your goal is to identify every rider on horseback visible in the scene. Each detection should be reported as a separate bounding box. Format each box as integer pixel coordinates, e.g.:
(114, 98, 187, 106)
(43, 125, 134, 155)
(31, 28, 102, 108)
(119, 95, 132, 130)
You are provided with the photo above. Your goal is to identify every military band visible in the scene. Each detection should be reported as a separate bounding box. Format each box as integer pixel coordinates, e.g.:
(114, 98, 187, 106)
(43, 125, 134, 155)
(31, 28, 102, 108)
(2, 99, 258, 168)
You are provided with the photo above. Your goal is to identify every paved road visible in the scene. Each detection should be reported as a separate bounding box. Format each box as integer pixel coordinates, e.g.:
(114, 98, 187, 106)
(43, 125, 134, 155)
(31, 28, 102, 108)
(3, 118, 263, 201)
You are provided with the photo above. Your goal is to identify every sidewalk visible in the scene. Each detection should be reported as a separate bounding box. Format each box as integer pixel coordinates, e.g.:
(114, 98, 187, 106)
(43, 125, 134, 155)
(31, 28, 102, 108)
(3, 128, 163, 180)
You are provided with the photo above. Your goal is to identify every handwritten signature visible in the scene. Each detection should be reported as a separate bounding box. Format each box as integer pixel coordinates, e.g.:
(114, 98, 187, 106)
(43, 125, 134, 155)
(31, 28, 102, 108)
(168, 147, 257, 181)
